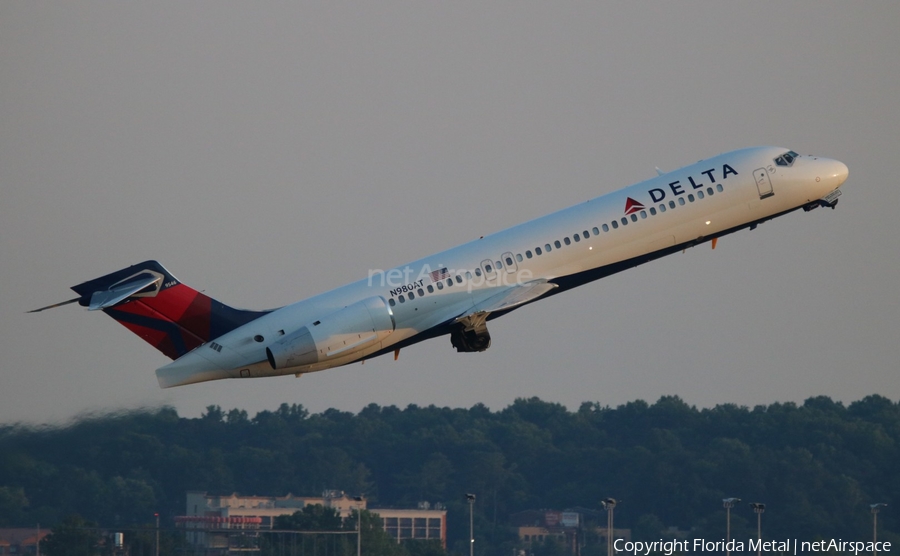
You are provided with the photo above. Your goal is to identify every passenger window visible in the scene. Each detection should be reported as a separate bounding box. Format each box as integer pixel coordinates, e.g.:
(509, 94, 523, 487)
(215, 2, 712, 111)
(650, 207, 657, 216)
(474, 267, 482, 277)
(446, 278, 453, 287)
(417, 288, 424, 297)
(564, 237, 571, 245)
(427, 285, 434, 293)
(687, 194, 694, 202)
(583, 231, 589, 239)
(535, 247, 542, 255)
(456, 275, 462, 284)
(669, 200, 676, 209)
(389, 298, 396, 307)
(621, 218, 628, 226)
(659, 204, 666, 212)
(506, 256, 514, 265)
(592, 227, 600, 235)
(640, 210, 647, 219)
(495, 261, 502, 269)
(602, 223, 609, 232)
(437, 281, 444, 290)
(554, 240, 561, 248)
(678, 197, 686, 206)
(465, 271, 472, 280)
(399, 295, 405, 303)
(697, 191, 704, 199)
(485, 264, 493, 273)
(611, 220, 619, 229)
(630, 214, 638, 222)
(573, 234, 580, 243)
(526, 250, 533, 259)
(707, 187, 714, 195)
(545, 243, 552, 252)
(408, 292, 415, 300)
(516, 253, 523, 262)
(717, 184, 724, 192)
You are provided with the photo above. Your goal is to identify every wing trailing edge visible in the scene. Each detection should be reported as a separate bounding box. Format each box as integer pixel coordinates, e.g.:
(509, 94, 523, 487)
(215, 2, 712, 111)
(465, 279, 558, 315)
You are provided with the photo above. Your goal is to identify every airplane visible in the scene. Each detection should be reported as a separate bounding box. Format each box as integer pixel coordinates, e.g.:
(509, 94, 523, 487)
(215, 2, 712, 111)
(31, 147, 848, 388)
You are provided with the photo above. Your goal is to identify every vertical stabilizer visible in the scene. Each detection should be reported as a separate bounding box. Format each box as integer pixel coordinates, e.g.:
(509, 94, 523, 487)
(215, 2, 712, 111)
(68, 261, 269, 359)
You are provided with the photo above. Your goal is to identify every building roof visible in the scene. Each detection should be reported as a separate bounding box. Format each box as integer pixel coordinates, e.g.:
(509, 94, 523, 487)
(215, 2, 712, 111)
(0, 528, 49, 546)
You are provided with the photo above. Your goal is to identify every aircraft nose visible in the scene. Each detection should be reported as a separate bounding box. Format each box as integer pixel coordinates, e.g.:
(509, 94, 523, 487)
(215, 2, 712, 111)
(818, 158, 849, 188)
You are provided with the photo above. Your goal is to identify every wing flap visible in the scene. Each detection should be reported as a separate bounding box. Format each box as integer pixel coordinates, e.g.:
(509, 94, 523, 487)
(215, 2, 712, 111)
(464, 279, 558, 316)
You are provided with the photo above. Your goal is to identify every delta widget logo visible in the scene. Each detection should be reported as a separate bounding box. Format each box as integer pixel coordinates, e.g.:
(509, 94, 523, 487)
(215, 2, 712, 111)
(624, 197, 645, 215)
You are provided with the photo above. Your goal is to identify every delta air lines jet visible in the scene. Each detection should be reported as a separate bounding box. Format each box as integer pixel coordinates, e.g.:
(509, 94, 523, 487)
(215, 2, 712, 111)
(33, 147, 848, 388)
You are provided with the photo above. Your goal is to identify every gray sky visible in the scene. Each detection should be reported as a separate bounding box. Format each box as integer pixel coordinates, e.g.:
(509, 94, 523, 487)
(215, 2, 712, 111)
(2, 2, 898, 426)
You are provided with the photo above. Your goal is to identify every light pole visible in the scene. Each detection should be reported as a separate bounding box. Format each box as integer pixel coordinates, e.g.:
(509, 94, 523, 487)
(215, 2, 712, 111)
(749, 503, 765, 556)
(722, 498, 740, 556)
(466, 494, 476, 556)
(870, 503, 887, 556)
(154, 512, 160, 556)
(601, 498, 618, 556)
(353, 496, 365, 556)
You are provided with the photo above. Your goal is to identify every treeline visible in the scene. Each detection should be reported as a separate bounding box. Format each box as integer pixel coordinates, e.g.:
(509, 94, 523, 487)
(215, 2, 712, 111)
(0, 395, 897, 554)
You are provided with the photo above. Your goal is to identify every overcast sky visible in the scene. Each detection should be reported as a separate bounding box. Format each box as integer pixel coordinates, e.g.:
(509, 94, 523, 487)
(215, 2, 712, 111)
(2, 2, 898, 426)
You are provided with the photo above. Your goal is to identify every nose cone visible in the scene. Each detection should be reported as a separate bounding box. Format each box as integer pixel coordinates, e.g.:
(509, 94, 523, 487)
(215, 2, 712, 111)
(820, 158, 849, 189)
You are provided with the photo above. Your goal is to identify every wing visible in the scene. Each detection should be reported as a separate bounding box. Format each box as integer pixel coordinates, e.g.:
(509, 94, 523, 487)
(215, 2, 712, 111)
(465, 279, 558, 315)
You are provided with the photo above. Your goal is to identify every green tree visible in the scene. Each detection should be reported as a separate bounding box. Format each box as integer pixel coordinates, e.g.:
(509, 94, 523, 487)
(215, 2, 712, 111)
(0, 486, 28, 526)
(403, 539, 448, 556)
(632, 514, 665, 541)
(41, 514, 101, 556)
(531, 535, 569, 556)
(275, 504, 344, 531)
(355, 510, 406, 556)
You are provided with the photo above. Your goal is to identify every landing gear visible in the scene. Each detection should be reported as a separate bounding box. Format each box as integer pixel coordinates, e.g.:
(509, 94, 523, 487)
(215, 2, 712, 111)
(803, 198, 839, 212)
(805, 189, 842, 211)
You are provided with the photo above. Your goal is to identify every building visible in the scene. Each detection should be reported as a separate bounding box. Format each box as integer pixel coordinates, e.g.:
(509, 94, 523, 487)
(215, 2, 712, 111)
(178, 491, 446, 554)
(0, 529, 49, 555)
(185, 490, 360, 528)
(175, 515, 263, 554)
(378, 503, 446, 546)
(510, 510, 631, 555)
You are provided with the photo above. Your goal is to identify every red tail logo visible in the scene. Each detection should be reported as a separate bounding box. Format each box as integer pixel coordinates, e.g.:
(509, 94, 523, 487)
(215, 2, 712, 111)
(69, 261, 268, 360)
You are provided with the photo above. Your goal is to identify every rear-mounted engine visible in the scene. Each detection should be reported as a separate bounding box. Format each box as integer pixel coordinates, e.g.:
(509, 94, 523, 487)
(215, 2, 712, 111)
(266, 296, 395, 370)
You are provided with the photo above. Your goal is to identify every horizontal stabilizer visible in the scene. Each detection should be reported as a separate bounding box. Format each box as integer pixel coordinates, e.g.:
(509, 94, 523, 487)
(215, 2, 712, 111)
(88, 273, 162, 311)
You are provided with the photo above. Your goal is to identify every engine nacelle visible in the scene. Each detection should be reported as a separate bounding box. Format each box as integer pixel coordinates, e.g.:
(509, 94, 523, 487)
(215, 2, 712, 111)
(450, 312, 491, 352)
(266, 296, 395, 370)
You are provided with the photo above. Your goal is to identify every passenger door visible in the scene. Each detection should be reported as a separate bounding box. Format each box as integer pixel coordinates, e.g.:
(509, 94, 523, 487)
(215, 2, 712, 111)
(754, 168, 773, 199)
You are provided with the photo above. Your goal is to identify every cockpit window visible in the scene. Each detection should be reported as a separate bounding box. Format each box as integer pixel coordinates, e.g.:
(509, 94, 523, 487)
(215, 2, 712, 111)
(774, 150, 799, 167)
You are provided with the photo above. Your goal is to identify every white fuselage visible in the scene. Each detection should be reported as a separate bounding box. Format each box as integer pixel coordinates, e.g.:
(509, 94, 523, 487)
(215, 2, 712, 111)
(156, 147, 848, 388)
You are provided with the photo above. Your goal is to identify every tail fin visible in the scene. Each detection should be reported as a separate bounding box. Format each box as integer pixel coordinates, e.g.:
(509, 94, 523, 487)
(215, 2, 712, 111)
(66, 261, 269, 359)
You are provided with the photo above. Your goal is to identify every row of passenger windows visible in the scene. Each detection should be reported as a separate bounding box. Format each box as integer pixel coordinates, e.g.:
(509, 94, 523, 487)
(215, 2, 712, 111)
(388, 184, 725, 307)
(389, 275, 464, 306)
(519, 184, 725, 257)
(604, 184, 724, 231)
